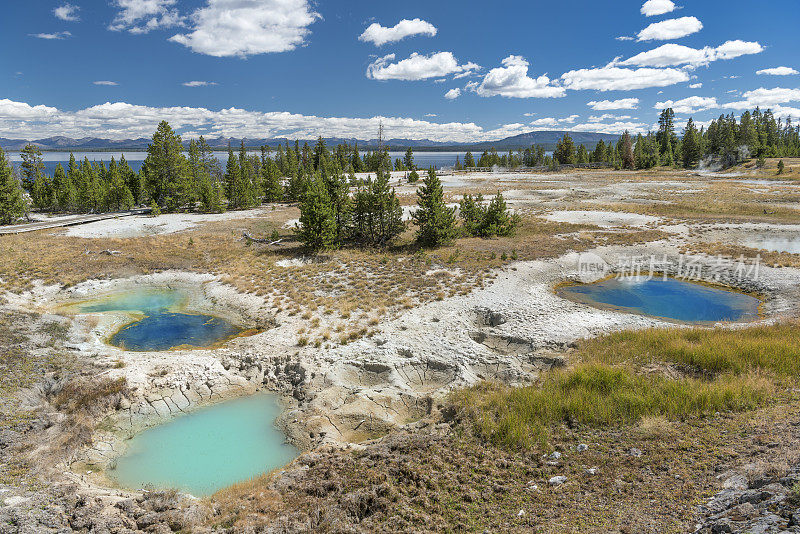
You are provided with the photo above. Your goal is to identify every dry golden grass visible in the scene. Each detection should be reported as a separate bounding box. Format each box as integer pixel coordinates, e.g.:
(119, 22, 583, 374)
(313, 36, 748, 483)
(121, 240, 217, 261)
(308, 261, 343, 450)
(683, 241, 800, 269)
(737, 157, 800, 181)
(600, 180, 800, 223)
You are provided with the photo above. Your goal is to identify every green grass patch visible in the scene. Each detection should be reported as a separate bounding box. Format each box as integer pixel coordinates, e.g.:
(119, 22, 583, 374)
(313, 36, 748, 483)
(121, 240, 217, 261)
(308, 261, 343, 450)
(453, 363, 771, 450)
(579, 322, 800, 378)
(453, 323, 800, 450)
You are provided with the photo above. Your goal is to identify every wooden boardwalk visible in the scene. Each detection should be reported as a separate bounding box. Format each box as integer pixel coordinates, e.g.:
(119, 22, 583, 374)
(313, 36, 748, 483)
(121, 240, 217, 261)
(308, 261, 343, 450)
(0, 209, 152, 235)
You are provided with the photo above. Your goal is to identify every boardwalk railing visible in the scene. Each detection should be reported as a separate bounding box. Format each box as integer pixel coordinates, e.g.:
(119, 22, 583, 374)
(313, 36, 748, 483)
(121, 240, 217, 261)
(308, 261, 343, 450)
(0, 208, 152, 235)
(453, 162, 613, 173)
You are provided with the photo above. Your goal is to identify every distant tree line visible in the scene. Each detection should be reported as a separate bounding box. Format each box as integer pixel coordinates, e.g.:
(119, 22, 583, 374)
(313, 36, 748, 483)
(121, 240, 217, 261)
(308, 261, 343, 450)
(1, 107, 798, 225)
(0, 121, 405, 225)
(547, 107, 800, 171)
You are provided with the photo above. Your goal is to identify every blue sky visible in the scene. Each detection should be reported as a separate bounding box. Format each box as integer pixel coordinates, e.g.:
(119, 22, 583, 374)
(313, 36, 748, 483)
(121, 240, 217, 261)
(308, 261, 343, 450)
(1, 0, 798, 142)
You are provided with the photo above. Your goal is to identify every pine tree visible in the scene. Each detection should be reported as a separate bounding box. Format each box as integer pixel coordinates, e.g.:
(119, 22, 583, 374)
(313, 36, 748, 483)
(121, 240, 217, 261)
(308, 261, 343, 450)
(31, 170, 53, 211)
(777, 159, 785, 175)
(185, 140, 206, 209)
(407, 169, 420, 183)
(52, 163, 76, 212)
(295, 175, 336, 251)
(351, 144, 364, 173)
(142, 121, 189, 210)
(576, 144, 589, 164)
(482, 192, 520, 237)
(633, 134, 646, 169)
(403, 147, 415, 170)
(224, 145, 242, 208)
(238, 141, 258, 207)
(620, 131, 635, 170)
(681, 118, 701, 168)
(119, 155, 142, 205)
(0, 147, 25, 225)
(370, 171, 404, 245)
(79, 157, 100, 212)
(554, 134, 576, 164)
(261, 158, 284, 202)
(19, 144, 44, 194)
(593, 139, 607, 162)
(104, 158, 134, 211)
(464, 151, 475, 168)
(413, 166, 457, 247)
(323, 168, 352, 243)
(459, 192, 519, 237)
(351, 171, 404, 246)
(657, 107, 676, 157)
(459, 193, 485, 236)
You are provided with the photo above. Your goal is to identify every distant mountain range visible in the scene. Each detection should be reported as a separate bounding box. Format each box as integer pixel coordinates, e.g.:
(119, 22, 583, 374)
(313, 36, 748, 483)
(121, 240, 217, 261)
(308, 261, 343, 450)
(0, 130, 623, 152)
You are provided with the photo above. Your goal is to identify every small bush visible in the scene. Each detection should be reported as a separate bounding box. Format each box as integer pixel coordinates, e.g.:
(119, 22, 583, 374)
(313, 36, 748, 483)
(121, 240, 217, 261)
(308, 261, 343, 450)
(459, 192, 520, 238)
(54, 377, 128, 414)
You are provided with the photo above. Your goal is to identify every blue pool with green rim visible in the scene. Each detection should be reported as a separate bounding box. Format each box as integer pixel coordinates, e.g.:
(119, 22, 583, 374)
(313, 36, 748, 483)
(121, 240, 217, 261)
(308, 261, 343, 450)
(110, 394, 297, 496)
(72, 288, 244, 351)
(557, 276, 761, 323)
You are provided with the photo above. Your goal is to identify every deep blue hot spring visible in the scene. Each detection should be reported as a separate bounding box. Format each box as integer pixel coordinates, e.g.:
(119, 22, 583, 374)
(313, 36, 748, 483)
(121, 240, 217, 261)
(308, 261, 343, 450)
(557, 276, 761, 323)
(74, 289, 243, 351)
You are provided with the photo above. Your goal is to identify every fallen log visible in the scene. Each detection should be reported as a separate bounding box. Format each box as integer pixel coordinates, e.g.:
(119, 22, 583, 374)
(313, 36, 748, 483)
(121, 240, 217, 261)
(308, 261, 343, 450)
(242, 231, 284, 246)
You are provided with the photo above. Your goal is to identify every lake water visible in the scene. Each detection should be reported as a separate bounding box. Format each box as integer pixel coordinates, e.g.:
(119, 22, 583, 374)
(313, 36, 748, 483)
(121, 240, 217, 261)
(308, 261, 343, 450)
(110, 394, 297, 496)
(557, 276, 761, 323)
(73, 289, 243, 351)
(8, 150, 468, 175)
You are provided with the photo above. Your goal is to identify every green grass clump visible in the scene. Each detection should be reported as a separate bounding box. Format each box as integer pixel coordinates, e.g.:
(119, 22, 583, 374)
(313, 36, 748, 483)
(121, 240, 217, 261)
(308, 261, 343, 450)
(580, 322, 800, 378)
(453, 363, 771, 450)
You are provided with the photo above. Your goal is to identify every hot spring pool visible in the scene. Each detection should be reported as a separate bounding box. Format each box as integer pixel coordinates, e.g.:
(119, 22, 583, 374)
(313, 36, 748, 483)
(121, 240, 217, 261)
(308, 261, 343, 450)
(72, 289, 244, 351)
(742, 235, 800, 254)
(557, 276, 761, 323)
(110, 394, 297, 496)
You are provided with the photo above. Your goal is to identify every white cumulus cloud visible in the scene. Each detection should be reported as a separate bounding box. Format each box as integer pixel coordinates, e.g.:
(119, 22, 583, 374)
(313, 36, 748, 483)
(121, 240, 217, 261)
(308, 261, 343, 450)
(562, 66, 689, 91)
(640, 0, 676, 17)
(722, 87, 800, 110)
(93, 81, 119, 86)
(715, 40, 765, 61)
(30, 31, 72, 40)
(182, 81, 217, 87)
(366, 52, 480, 81)
(618, 41, 763, 69)
(444, 88, 461, 100)
(54, 3, 80, 22)
(0, 99, 59, 120)
(109, 0, 184, 34)
(756, 67, 799, 76)
(473, 55, 565, 98)
(588, 114, 633, 122)
(169, 0, 319, 57)
(587, 98, 640, 110)
(0, 98, 569, 143)
(529, 115, 580, 128)
(359, 18, 437, 46)
(654, 96, 718, 113)
(637, 16, 702, 41)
